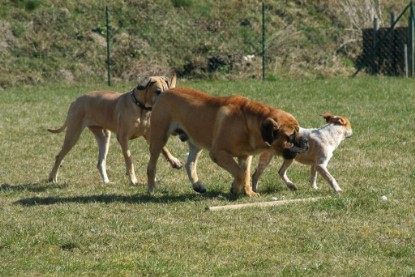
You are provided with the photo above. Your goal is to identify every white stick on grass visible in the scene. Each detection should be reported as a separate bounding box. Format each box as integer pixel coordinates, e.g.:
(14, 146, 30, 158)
(206, 197, 324, 211)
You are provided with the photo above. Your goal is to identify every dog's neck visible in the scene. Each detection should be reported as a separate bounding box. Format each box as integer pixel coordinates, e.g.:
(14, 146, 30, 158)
(130, 88, 152, 111)
(315, 124, 348, 147)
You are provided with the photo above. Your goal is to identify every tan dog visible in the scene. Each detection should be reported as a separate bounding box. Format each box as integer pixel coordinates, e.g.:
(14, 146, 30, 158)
(146, 88, 309, 196)
(48, 75, 182, 184)
(252, 112, 352, 193)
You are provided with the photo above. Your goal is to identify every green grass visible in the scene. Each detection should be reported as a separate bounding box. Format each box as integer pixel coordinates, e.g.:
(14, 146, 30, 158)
(0, 77, 414, 276)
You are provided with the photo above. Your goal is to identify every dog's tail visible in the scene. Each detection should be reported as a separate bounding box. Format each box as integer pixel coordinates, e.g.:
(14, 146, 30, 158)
(48, 122, 67, 133)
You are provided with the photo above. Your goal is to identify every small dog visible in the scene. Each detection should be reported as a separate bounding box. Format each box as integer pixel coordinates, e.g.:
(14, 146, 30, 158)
(146, 87, 309, 196)
(48, 75, 182, 184)
(252, 112, 352, 193)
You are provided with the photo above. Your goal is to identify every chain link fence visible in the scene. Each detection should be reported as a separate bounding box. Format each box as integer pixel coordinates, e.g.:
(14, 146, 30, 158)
(0, 1, 413, 88)
(354, 2, 415, 77)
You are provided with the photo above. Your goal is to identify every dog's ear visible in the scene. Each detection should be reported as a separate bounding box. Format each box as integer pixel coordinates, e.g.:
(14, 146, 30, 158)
(335, 117, 347, 126)
(261, 118, 279, 146)
(321, 112, 334, 123)
(137, 77, 151, 90)
(321, 112, 347, 125)
(169, 75, 177, 88)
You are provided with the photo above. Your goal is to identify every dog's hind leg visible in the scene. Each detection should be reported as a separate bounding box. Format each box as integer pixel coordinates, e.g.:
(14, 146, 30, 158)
(278, 159, 297, 191)
(310, 164, 318, 190)
(251, 151, 274, 192)
(89, 127, 111, 184)
(147, 124, 172, 193)
(185, 142, 205, 193)
(147, 142, 167, 194)
(48, 123, 84, 183)
(144, 134, 183, 170)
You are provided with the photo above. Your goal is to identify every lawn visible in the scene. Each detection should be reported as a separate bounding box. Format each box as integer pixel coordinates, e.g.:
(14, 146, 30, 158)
(0, 77, 414, 276)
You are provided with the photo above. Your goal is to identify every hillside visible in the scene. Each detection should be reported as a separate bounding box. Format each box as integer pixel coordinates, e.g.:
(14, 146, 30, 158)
(0, 0, 407, 89)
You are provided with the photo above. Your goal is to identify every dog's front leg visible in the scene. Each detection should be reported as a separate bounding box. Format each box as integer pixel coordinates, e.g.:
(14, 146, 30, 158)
(210, 150, 258, 196)
(316, 163, 342, 192)
(185, 143, 205, 193)
(116, 134, 138, 185)
(252, 151, 274, 192)
(238, 156, 258, 196)
(161, 147, 183, 169)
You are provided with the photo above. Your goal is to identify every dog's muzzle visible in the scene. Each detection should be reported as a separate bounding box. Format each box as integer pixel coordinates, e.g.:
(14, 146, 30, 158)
(282, 136, 309, 159)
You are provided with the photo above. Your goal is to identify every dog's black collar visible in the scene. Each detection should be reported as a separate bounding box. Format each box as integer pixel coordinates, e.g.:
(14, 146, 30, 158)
(130, 89, 152, 111)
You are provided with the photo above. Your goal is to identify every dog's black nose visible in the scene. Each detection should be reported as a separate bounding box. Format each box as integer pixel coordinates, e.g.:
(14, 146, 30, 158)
(156, 88, 162, 95)
(296, 136, 309, 151)
(282, 136, 308, 159)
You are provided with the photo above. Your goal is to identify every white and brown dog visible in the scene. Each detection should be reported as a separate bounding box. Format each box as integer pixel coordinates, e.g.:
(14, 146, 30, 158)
(48, 75, 182, 184)
(146, 88, 309, 196)
(252, 112, 352, 193)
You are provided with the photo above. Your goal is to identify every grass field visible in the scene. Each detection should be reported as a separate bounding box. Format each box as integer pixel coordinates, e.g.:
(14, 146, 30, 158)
(0, 77, 414, 276)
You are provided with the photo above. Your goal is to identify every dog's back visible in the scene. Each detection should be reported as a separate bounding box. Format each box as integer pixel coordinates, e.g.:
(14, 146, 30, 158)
(152, 88, 256, 150)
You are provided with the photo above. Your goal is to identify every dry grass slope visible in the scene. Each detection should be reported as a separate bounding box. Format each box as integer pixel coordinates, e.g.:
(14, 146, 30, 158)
(0, 0, 409, 89)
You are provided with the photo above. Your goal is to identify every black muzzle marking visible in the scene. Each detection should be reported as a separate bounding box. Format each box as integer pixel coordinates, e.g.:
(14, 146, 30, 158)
(283, 136, 309, 159)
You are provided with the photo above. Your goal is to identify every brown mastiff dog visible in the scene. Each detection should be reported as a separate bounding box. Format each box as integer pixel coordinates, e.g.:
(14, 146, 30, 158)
(146, 88, 309, 196)
(48, 75, 182, 184)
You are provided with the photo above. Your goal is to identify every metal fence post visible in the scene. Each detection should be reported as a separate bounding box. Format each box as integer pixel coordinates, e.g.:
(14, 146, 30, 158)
(372, 17, 379, 74)
(106, 5, 111, 86)
(404, 44, 409, 77)
(409, 1, 415, 77)
(262, 0, 265, 81)
(352, 2, 411, 77)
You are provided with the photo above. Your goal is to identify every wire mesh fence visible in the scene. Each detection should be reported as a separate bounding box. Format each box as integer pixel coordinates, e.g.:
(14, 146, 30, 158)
(354, 2, 415, 77)
(102, 1, 415, 83)
(1, 1, 414, 88)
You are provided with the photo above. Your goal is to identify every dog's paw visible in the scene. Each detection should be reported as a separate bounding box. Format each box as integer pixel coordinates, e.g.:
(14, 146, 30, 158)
(129, 179, 139, 186)
(193, 183, 207, 193)
(170, 158, 183, 169)
(287, 183, 298, 191)
(245, 190, 260, 197)
(230, 186, 243, 195)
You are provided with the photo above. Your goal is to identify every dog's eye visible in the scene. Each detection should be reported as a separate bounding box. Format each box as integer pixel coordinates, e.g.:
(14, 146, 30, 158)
(156, 88, 162, 95)
(272, 130, 279, 139)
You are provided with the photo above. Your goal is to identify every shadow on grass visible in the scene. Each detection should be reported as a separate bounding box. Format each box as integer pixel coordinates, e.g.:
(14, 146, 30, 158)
(0, 183, 68, 193)
(14, 188, 240, 206)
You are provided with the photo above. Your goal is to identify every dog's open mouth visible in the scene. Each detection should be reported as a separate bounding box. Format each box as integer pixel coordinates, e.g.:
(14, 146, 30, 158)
(283, 137, 309, 159)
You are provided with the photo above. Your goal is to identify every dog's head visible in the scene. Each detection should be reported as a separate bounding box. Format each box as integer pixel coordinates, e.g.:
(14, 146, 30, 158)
(134, 75, 177, 109)
(261, 110, 309, 159)
(321, 112, 353, 138)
